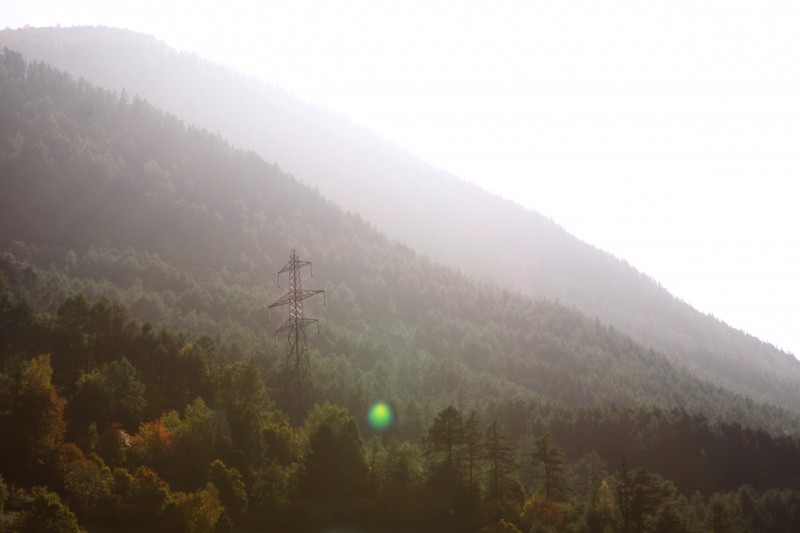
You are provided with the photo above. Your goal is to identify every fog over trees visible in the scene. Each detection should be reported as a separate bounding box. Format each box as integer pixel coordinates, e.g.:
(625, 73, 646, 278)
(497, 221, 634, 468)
(2, 26, 796, 413)
(1, 31, 800, 532)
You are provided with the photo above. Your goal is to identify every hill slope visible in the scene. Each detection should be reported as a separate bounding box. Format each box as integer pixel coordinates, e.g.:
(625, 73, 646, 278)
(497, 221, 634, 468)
(1, 25, 797, 412)
(2, 48, 798, 439)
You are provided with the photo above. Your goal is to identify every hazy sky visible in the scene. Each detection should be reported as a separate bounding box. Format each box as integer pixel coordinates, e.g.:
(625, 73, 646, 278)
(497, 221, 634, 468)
(3, 1, 799, 357)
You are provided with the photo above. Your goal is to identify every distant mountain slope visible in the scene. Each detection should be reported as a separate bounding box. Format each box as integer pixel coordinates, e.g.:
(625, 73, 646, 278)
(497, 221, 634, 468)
(1, 26, 799, 411)
(5, 49, 800, 439)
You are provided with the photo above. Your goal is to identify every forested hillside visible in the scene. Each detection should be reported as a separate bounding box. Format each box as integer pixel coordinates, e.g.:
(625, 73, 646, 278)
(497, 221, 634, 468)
(1, 47, 795, 430)
(3, 50, 800, 532)
(1, 25, 797, 413)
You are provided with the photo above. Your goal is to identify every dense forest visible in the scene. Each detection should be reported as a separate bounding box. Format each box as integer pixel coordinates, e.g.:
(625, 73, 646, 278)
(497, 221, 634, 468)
(1, 26, 798, 414)
(3, 49, 800, 532)
(4, 284, 800, 532)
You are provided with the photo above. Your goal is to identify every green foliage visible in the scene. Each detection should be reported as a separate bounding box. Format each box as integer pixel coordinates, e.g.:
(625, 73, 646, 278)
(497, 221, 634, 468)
(249, 460, 294, 524)
(164, 484, 226, 533)
(165, 398, 230, 490)
(4, 285, 800, 531)
(464, 410, 484, 491)
(572, 452, 608, 501)
(216, 360, 267, 457)
(616, 458, 676, 533)
(382, 440, 424, 495)
(650, 501, 693, 533)
(484, 420, 515, 500)
(0, 353, 66, 481)
(297, 403, 368, 505)
(0, 284, 41, 360)
(127, 466, 173, 525)
(584, 480, 616, 533)
(260, 412, 300, 465)
(62, 452, 114, 520)
(530, 433, 567, 501)
(70, 357, 145, 433)
(423, 405, 466, 472)
(207, 459, 247, 522)
(15, 486, 84, 533)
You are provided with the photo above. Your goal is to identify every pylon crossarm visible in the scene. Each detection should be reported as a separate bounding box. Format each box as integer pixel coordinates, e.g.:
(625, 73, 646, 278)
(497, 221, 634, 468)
(300, 289, 324, 303)
(276, 250, 313, 287)
(277, 259, 311, 275)
(268, 289, 325, 309)
(268, 292, 295, 309)
(274, 317, 319, 336)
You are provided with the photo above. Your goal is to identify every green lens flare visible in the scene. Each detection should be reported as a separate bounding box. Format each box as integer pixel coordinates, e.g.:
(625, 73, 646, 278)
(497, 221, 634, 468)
(368, 401, 393, 431)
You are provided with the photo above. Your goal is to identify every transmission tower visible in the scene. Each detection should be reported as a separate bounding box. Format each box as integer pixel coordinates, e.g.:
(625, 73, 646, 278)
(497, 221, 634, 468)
(268, 249, 325, 406)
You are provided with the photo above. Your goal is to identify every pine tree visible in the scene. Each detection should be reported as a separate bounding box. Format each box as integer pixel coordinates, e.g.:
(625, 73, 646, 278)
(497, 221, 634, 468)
(530, 433, 566, 501)
(423, 406, 465, 472)
(463, 410, 484, 490)
(484, 420, 515, 500)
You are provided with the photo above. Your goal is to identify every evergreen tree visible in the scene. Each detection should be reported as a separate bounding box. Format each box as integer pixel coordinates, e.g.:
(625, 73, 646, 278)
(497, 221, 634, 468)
(463, 410, 484, 491)
(530, 433, 566, 501)
(484, 420, 515, 500)
(423, 405, 465, 472)
(617, 455, 633, 533)
(617, 460, 675, 533)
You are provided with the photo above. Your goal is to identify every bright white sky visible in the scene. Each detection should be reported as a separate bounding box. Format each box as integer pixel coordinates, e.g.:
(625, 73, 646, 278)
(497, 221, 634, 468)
(4, 1, 800, 357)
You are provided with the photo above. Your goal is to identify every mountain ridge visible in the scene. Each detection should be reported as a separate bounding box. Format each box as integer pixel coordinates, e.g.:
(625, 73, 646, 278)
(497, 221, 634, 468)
(4, 49, 800, 438)
(1, 26, 798, 411)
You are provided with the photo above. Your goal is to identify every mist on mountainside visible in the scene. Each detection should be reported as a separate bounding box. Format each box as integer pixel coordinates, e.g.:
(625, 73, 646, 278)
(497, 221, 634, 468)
(1, 47, 776, 428)
(1, 25, 797, 413)
(4, 31, 800, 532)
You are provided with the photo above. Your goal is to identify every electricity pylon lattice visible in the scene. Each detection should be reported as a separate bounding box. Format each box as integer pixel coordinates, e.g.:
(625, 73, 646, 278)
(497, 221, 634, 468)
(268, 249, 325, 400)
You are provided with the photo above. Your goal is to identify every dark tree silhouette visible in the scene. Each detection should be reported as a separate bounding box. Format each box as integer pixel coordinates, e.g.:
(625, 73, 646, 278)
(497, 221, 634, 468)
(484, 420, 515, 500)
(423, 406, 465, 472)
(530, 433, 566, 501)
